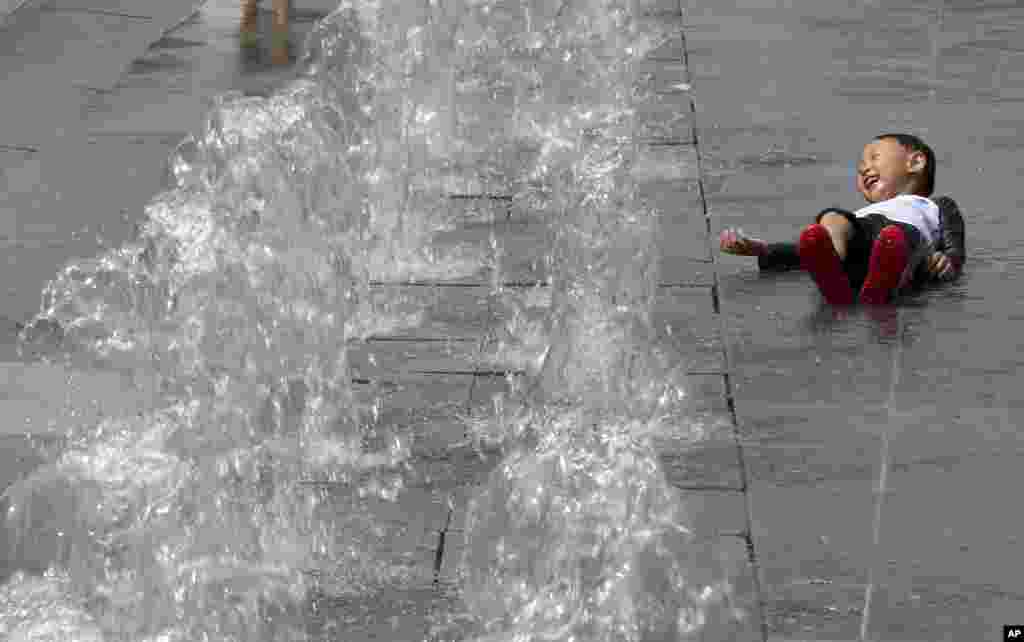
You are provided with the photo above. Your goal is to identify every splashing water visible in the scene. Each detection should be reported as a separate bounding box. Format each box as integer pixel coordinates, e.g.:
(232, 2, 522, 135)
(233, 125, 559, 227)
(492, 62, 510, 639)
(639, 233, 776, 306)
(3, 1, 741, 640)
(455, 1, 739, 641)
(460, 413, 735, 642)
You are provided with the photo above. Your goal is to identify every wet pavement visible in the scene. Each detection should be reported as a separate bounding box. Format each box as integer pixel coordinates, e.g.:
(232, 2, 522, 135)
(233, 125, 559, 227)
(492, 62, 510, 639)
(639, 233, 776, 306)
(3, 0, 1024, 640)
(690, 2, 1024, 639)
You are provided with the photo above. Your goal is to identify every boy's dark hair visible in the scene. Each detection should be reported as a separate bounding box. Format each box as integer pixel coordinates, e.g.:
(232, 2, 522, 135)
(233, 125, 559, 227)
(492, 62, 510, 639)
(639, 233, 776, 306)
(875, 132, 936, 196)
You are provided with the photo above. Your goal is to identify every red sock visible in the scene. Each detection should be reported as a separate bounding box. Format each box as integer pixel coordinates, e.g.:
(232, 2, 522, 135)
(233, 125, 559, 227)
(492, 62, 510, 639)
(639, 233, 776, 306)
(859, 225, 909, 305)
(798, 224, 854, 305)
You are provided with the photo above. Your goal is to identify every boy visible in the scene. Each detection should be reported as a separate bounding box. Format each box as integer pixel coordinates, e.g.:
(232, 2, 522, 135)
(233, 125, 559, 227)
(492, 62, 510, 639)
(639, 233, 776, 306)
(720, 133, 966, 305)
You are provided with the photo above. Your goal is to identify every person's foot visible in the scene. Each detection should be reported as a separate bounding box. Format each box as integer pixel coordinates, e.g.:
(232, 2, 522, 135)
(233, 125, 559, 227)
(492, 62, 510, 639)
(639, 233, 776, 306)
(798, 223, 854, 305)
(859, 225, 909, 305)
(719, 228, 768, 256)
(240, 28, 260, 50)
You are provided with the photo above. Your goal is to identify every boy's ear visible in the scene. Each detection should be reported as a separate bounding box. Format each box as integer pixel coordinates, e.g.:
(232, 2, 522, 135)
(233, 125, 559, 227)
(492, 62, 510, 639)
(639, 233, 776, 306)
(908, 151, 927, 173)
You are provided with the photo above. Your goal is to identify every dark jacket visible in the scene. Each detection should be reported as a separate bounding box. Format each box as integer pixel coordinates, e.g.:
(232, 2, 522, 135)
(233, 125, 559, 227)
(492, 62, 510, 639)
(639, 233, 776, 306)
(756, 195, 966, 282)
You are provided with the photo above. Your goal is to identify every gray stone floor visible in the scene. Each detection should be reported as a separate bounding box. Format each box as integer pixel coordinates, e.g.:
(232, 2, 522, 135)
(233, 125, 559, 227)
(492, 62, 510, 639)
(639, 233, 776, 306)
(3, 1, 1024, 640)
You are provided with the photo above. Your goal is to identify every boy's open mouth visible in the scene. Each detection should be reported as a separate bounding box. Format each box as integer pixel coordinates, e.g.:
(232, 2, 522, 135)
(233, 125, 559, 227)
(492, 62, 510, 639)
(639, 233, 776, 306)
(863, 176, 879, 191)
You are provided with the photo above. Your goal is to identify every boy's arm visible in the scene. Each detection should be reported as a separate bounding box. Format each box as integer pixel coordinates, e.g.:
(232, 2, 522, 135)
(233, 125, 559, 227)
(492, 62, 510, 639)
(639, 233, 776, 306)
(718, 229, 800, 271)
(757, 242, 802, 272)
(932, 196, 966, 278)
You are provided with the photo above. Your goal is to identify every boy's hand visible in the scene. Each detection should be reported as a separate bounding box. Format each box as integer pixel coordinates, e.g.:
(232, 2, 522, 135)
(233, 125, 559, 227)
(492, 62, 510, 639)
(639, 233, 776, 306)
(926, 252, 955, 280)
(720, 228, 767, 257)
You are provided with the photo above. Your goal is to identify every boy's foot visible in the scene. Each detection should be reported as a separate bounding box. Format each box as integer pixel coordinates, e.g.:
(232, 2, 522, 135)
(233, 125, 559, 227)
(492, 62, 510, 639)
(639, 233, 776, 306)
(798, 223, 854, 305)
(719, 228, 768, 256)
(859, 225, 909, 305)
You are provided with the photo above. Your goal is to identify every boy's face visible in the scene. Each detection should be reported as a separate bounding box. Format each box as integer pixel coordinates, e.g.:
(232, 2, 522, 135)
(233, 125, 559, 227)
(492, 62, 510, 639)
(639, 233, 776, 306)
(856, 137, 927, 202)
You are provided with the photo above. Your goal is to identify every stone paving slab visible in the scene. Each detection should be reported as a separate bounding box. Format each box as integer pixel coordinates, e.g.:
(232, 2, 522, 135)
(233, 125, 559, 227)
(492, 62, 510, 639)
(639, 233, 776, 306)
(0, 0, 201, 141)
(634, 58, 689, 96)
(80, 8, 330, 134)
(0, 434, 46, 578)
(652, 286, 725, 372)
(365, 284, 496, 340)
(635, 93, 693, 142)
(478, 216, 552, 283)
(355, 375, 474, 422)
(881, 458, 1024, 591)
(0, 362, 158, 437)
(0, 0, 27, 21)
(661, 438, 743, 491)
(480, 213, 715, 288)
(0, 362, 161, 580)
(0, 76, 95, 148)
(443, 196, 517, 225)
(636, 163, 700, 216)
(307, 584, 461, 642)
(663, 399, 978, 492)
(350, 342, 483, 384)
(435, 528, 762, 638)
(1, 132, 183, 322)
(634, 140, 700, 183)
(643, 35, 685, 63)
(762, 567, 1024, 641)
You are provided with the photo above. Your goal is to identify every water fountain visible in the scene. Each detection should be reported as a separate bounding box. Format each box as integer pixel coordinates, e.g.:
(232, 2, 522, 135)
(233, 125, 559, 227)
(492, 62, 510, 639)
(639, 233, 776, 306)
(1, 1, 743, 640)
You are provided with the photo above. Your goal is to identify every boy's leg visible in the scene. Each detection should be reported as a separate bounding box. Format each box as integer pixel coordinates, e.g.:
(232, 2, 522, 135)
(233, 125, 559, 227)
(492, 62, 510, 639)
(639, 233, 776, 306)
(817, 211, 856, 260)
(798, 209, 859, 305)
(859, 219, 927, 304)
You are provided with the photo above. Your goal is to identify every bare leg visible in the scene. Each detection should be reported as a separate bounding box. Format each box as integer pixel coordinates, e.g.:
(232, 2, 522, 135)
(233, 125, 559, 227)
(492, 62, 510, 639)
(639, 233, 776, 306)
(817, 211, 854, 261)
(271, 0, 290, 65)
(273, 0, 289, 23)
(240, 0, 259, 48)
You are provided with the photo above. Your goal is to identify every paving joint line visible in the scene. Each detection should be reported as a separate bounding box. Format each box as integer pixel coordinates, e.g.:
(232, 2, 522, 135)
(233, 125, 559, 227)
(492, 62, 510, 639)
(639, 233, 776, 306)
(446, 193, 513, 201)
(157, 0, 206, 39)
(433, 498, 454, 584)
(658, 281, 714, 288)
(409, 368, 516, 377)
(367, 280, 713, 289)
(653, 88, 693, 97)
(0, 143, 39, 153)
(360, 336, 477, 343)
(0, 0, 32, 29)
(640, 9, 684, 18)
(673, 483, 745, 493)
(859, 310, 906, 641)
(641, 138, 696, 147)
(75, 84, 116, 94)
(86, 131, 186, 139)
(400, 366, 722, 378)
(430, 247, 507, 586)
(35, 6, 152, 20)
(678, 5, 769, 640)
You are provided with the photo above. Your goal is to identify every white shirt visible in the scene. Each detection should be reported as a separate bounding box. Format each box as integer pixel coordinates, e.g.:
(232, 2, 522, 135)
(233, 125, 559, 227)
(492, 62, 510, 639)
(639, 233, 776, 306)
(855, 194, 941, 245)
